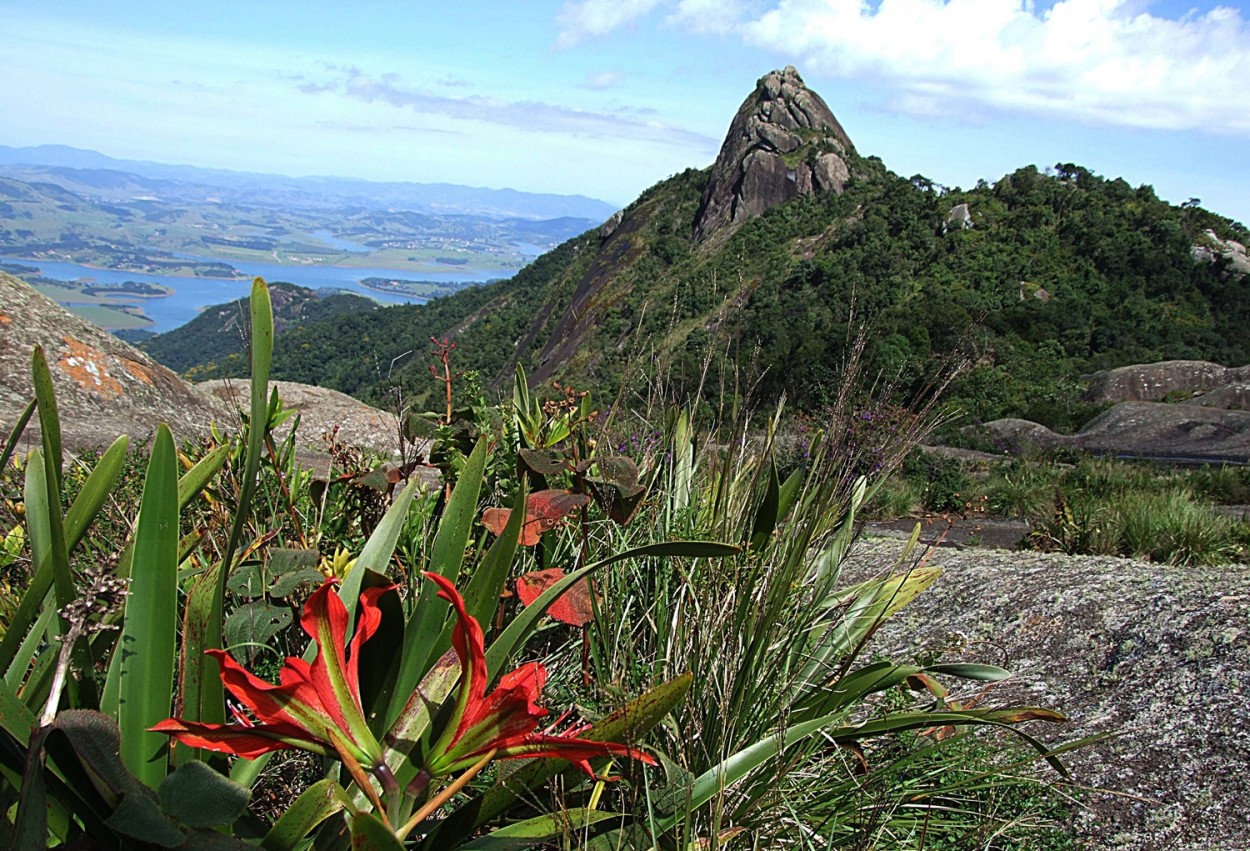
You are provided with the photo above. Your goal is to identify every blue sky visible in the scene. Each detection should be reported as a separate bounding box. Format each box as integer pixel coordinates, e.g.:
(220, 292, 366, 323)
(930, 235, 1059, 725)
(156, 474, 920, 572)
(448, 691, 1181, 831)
(4, 0, 1249, 224)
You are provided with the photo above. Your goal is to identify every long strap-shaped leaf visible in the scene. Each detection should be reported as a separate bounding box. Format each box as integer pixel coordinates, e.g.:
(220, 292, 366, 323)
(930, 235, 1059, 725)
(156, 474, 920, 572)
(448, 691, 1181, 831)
(112, 425, 179, 790)
(201, 278, 273, 727)
(339, 475, 427, 635)
(0, 397, 35, 474)
(260, 778, 347, 851)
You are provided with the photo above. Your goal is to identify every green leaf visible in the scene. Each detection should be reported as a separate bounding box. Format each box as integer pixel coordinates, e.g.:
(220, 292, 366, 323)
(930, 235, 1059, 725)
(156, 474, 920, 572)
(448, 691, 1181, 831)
(260, 779, 346, 851)
(924, 663, 1013, 682)
(204, 278, 274, 728)
(0, 676, 36, 744)
(13, 726, 50, 850)
(224, 600, 293, 651)
(177, 443, 231, 508)
(114, 424, 180, 789)
(340, 475, 426, 632)
(748, 461, 780, 551)
(0, 396, 35, 474)
(268, 566, 326, 599)
(776, 465, 804, 525)
(158, 760, 250, 829)
(429, 480, 528, 686)
(382, 647, 461, 790)
(348, 811, 405, 850)
(31, 346, 63, 497)
(456, 809, 621, 849)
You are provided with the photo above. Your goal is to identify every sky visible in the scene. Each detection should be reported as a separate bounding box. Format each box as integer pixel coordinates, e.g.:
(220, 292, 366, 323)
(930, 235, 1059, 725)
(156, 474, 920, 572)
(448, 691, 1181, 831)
(4, 0, 1249, 224)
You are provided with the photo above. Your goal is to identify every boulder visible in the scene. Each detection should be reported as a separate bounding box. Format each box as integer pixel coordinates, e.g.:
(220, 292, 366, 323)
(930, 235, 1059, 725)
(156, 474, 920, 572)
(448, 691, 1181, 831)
(1083, 360, 1250, 405)
(981, 402, 1250, 462)
(196, 379, 401, 457)
(0, 273, 232, 453)
(1075, 401, 1250, 461)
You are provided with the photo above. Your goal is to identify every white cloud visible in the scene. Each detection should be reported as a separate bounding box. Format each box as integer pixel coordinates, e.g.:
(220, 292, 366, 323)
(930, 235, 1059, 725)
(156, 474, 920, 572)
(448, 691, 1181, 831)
(669, 0, 754, 34)
(552, 0, 1250, 135)
(297, 66, 717, 150)
(555, 0, 667, 47)
(739, 0, 1250, 134)
(583, 70, 623, 89)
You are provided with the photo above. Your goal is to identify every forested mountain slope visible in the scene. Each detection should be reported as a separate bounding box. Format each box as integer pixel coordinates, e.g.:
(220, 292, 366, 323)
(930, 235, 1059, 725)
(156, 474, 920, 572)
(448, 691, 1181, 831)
(174, 70, 1249, 427)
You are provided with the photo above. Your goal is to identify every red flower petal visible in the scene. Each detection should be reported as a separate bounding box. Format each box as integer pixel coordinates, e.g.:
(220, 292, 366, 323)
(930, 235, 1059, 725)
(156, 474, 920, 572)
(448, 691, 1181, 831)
(149, 718, 329, 760)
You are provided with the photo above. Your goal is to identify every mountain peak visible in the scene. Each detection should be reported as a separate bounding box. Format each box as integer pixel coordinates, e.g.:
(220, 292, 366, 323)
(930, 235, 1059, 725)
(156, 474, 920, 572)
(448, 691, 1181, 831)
(694, 66, 855, 243)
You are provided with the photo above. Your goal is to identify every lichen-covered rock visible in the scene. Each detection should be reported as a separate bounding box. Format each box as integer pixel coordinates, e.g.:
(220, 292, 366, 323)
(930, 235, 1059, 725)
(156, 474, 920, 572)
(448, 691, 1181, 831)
(0, 273, 232, 452)
(1083, 360, 1250, 405)
(849, 538, 1250, 850)
(693, 66, 855, 244)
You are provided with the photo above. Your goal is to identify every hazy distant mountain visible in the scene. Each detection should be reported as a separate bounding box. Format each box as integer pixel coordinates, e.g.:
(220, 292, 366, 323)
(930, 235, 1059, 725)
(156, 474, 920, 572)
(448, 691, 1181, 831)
(0, 144, 617, 221)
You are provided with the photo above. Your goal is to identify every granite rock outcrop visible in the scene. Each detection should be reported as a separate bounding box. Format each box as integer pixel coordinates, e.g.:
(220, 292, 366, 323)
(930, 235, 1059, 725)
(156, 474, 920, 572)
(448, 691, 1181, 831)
(693, 66, 855, 243)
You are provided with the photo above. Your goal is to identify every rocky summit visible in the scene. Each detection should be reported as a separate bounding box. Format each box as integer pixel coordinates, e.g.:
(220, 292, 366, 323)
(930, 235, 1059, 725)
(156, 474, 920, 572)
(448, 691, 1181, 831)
(693, 65, 855, 243)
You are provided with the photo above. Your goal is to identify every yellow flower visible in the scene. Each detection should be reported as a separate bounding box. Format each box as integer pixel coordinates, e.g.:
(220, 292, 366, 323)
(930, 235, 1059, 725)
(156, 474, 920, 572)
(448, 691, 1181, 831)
(319, 547, 357, 580)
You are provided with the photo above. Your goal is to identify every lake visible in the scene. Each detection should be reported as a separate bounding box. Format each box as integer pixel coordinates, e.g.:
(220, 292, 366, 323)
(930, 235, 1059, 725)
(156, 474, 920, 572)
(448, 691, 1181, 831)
(0, 255, 514, 334)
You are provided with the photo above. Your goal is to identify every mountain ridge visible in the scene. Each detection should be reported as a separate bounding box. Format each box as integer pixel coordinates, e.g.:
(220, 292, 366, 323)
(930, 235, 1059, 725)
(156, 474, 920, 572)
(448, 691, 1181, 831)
(0, 143, 617, 221)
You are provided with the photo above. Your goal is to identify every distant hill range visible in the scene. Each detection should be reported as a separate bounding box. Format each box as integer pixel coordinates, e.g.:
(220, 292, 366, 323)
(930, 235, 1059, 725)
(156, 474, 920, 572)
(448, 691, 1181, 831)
(0, 144, 617, 221)
(143, 67, 1250, 430)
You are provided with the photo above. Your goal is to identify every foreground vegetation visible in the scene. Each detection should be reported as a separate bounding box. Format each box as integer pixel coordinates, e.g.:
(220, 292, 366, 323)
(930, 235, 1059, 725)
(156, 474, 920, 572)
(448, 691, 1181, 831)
(0, 281, 1079, 848)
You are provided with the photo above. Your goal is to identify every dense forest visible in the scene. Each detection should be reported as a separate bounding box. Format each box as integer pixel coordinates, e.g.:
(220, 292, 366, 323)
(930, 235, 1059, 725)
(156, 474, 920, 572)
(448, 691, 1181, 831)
(164, 156, 1250, 430)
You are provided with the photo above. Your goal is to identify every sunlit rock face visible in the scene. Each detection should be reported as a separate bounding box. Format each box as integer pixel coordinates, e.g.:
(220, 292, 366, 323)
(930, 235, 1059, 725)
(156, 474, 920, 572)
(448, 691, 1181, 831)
(694, 66, 855, 244)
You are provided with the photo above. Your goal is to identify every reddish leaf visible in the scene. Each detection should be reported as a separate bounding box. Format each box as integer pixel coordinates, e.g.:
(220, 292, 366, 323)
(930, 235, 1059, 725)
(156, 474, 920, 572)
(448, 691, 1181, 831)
(480, 490, 591, 546)
(515, 568, 597, 626)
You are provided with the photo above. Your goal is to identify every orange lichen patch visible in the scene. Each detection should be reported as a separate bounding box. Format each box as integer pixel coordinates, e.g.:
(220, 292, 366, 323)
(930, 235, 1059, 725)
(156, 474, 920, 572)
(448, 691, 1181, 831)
(121, 358, 158, 386)
(58, 337, 124, 398)
(0, 311, 11, 326)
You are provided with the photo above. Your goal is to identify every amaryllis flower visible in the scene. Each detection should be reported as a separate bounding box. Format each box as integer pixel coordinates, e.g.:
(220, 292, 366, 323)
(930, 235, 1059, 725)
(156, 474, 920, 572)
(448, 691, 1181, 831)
(151, 579, 393, 770)
(422, 571, 654, 777)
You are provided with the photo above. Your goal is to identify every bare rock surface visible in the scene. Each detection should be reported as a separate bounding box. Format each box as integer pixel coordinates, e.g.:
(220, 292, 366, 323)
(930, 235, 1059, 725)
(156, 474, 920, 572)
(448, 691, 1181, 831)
(848, 537, 1250, 850)
(195, 379, 401, 456)
(0, 273, 232, 452)
(1083, 360, 1250, 405)
(693, 66, 855, 243)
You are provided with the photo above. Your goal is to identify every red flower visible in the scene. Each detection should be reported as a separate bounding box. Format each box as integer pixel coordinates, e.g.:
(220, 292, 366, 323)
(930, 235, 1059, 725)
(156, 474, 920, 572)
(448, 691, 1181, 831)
(151, 580, 392, 769)
(422, 571, 654, 777)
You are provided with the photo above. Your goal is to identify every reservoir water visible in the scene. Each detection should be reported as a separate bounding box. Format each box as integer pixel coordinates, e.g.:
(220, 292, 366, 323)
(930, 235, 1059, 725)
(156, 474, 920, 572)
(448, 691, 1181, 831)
(0, 255, 513, 334)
